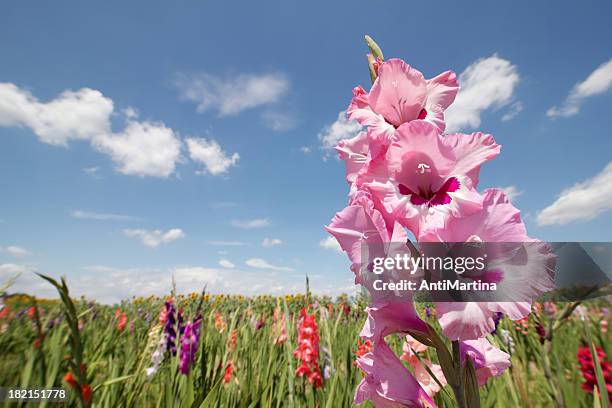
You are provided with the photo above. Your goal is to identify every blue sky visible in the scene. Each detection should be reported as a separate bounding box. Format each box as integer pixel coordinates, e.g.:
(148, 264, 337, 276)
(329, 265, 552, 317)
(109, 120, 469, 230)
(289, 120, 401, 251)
(1, 0, 611, 303)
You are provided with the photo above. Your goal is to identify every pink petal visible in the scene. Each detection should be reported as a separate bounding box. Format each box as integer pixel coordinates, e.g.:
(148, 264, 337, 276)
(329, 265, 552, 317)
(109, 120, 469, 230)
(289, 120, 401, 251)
(368, 59, 427, 128)
(360, 301, 428, 342)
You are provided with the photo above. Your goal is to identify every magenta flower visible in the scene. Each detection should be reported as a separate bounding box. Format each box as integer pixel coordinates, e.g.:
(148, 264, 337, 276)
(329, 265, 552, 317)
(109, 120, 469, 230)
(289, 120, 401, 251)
(460, 338, 510, 386)
(348, 58, 458, 135)
(362, 120, 500, 237)
(179, 315, 202, 375)
(354, 339, 435, 408)
(419, 189, 556, 340)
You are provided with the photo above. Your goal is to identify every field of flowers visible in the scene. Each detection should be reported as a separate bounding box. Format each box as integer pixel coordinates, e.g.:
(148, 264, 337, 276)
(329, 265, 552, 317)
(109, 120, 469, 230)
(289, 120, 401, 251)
(0, 274, 609, 407)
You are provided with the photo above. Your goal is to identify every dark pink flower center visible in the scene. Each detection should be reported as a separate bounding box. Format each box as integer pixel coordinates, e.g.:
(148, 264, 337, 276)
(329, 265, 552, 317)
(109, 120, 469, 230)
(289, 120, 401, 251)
(398, 177, 460, 207)
(417, 108, 428, 120)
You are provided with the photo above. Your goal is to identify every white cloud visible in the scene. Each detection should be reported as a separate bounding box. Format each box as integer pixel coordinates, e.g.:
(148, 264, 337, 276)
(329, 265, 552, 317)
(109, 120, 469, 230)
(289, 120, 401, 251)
(444, 55, 520, 132)
(123, 228, 185, 248)
(93, 121, 182, 178)
(186, 137, 239, 175)
(547, 59, 612, 118)
(206, 240, 248, 246)
(318, 111, 362, 150)
(0, 83, 183, 178)
(1, 263, 356, 304)
(231, 218, 270, 229)
(262, 238, 282, 247)
(0, 246, 31, 258)
(122, 106, 138, 119)
(0, 83, 113, 146)
(537, 162, 612, 225)
(319, 236, 343, 253)
(245, 258, 294, 272)
(218, 259, 235, 269)
(71, 210, 140, 221)
(300, 146, 312, 154)
(501, 101, 524, 122)
(175, 72, 289, 116)
(497, 185, 524, 202)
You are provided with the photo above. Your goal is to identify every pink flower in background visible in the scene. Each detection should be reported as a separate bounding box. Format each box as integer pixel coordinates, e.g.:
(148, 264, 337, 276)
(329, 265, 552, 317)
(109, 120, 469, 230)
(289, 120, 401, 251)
(419, 189, 556, 340)
(364, 120, 500, 237)
(401, 335, 447, 398)
(347, 58, 458, 135)
(401, 334, 429, 358)
(460, 338, 511, 386)
(355, 339, 435, 408)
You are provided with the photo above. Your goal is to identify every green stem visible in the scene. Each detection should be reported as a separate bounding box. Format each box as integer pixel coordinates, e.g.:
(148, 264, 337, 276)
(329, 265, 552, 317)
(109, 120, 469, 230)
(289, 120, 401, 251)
(451, 341, 467, 408)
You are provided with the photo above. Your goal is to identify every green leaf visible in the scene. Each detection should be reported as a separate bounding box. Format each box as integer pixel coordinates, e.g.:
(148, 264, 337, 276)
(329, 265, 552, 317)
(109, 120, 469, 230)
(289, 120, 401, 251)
(463, 356, 481, 408)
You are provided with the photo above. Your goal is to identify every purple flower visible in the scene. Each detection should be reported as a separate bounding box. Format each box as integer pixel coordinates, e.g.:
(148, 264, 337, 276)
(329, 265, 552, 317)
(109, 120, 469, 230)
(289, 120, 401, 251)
(179, 315, 202, 375)
(164, 301, 178, 355)
(491, 312, 503, 334)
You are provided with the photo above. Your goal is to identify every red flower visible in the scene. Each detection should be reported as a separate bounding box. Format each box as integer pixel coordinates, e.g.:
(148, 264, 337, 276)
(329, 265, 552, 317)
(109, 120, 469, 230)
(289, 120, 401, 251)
(223, 361, 234, 384)
(293, 308, 322, 389)
(81, 384, 92, 405)
(64, 372, 77, 389)
(0, 306, 11, 319)
(115, 308, 127, 331)
(577, 345, 612, 401)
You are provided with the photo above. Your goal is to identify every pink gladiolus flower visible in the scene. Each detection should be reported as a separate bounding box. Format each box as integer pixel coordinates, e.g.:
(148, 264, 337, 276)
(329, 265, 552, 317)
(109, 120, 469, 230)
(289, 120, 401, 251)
(360, 301, 427, 343)
(325, 192, 411, 282)
(401, 335, 447, 398)
(347, 58, 458, 135)
(419, 189, 556, 340)
(401, 335, 428, 360)
(364, 120, 500, 237)
(460, 338, 510, 386)
(355, 339, 435, 408)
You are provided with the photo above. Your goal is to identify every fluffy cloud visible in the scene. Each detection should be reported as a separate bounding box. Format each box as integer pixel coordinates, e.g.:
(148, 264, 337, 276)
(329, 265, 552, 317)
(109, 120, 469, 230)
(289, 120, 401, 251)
(123, 228, 185, 248)
(319, 236, 343, 253)
(175, 72, 289, 116)
(93, 121, 182, 178)
(218, 259, 235, 269)
(0, 83, 112, 146)
(445, 55, 520, 132)
(186, 137, 239, 175)
(0, 83, 241, 178)
(318, 111, 362, 150)
(547, 59, 612, 118)
(262, 238, 282, 247)
(537, 162, 612, 225)
(70, 210, 140, 221)
(230, 218, 270, 229)
(497, 185, 524, 202)
(0, 83, 182, 178)
(245, 258, 294, 272)
(0, 246, 31, 258)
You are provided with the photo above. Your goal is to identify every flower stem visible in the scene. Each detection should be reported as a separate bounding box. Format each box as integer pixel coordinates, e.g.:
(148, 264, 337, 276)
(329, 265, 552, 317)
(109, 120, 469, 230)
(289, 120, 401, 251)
(451, 341, 468, 408)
